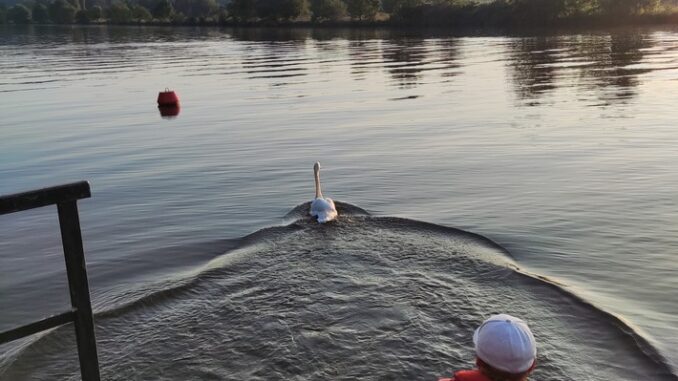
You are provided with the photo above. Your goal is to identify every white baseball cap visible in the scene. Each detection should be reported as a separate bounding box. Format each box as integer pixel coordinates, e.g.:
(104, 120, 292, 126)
(473, 314, 537, 374)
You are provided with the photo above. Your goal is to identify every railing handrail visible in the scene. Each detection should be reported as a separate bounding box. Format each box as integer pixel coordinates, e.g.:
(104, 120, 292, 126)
(0, 181, 91, 215)
(0, 181, 101, 381)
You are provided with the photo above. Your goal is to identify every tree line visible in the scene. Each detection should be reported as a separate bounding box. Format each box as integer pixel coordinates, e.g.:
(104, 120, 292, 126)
(1, 0, 676, 26)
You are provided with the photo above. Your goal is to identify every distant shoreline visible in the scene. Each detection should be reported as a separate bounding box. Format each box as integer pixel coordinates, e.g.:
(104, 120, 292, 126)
(4, 0, 678, 32)
(228, 16, 678, 29)
(6, 15, 678, 31)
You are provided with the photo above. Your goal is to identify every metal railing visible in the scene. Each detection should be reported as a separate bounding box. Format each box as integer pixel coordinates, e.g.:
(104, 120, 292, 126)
(0, 181, 101, 381)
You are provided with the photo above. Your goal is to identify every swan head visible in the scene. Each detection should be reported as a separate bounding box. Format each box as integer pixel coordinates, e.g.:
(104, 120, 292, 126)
(314, 162, 320, 172)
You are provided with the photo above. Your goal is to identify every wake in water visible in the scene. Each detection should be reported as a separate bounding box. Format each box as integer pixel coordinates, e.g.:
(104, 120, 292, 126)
(0, 203, 675, 380)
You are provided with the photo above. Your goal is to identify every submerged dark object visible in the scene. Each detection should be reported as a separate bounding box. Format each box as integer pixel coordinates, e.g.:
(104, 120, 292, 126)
(157, 89, 179, 107)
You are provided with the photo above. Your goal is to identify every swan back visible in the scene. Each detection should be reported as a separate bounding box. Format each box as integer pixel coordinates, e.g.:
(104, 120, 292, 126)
(311, 197, 337, 223)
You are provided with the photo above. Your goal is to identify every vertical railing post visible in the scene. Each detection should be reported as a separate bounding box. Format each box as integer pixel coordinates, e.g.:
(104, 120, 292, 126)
(57, 200, 101, 381)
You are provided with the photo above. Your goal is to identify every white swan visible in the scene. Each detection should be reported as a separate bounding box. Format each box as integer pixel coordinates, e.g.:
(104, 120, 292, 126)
(310, 162, 338, 223)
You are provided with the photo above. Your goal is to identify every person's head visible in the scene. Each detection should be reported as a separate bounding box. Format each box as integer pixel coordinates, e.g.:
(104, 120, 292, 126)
(473, 314, 537, 381)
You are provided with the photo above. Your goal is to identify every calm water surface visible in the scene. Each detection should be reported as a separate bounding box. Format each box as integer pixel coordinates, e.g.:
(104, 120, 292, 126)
(1, 25, 677, 379)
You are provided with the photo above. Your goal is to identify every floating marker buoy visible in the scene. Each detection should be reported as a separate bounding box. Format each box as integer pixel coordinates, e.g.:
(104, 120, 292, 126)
(158, 105, 180, 118)
(157, 88, 179, 106)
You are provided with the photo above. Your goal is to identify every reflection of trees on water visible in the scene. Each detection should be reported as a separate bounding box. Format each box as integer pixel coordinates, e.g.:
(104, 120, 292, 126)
(228, 27, 417, 43)
(229, 30, 314, 82)
(230, 28, 432, 83)
(238, 44, 310, 81)
(227, 30, 464, 89)
(381, 39, 428, 88)
(578, 33, 652, 103)
(228, 27, 311, 42)
(508, 37, 561, 104)
(347, 40, 382, 80)
(432, 38, 462, 79)
(508, 33, 652, 106)
(310, 28, 394, 42)
(378, 38, 461, 89)
(1, 25, 219, 80)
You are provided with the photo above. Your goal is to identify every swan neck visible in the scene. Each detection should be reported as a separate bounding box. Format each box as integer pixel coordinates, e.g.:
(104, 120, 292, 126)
(314, 167, 322, 198)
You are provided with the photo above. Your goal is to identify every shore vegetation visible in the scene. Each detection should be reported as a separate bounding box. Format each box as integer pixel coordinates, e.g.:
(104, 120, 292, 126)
(1, 0, 677, 27)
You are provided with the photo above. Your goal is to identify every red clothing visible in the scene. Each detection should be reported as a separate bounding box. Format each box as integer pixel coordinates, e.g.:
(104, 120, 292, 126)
(439, 369, 493, 381)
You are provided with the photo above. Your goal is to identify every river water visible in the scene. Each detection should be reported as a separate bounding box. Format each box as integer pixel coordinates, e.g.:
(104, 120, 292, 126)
(1, 25, 677, 380)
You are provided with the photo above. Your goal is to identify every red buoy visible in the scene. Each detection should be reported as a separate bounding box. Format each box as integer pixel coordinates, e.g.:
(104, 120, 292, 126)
(157, 88, 179, 106)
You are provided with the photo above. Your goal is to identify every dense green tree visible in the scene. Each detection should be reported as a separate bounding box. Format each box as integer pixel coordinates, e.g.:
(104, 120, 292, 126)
(200, 0, 219, 17)
(561, 0, 596, 16)
(0, 5, 7, 24)
(598, 0, 659, 15)
(75, 9, 89, 22)
(8, 4, 31, 23)
(130, 4, 152, 20)
(227, 0, 256, 21)
(255, 0, 308, 20)
(32, 3, 49, 23)
(7, 0, 664, 25)
(310, 0, 346, 21)
(381, 0, 406, 13)
(66, 0, 81, 10)
(174, 0, 217, 18)
(282, 0, 309, 20)
(388, 0, 426, 16)
(509, 0, 567, 22)
(108, 1, 132, 22)
(345, 0, 379, 20)
(152, 0, 173, 19)
(170, 11, 186, 22)
(254, 0, 276, 19)
(381, 0, 428, 14)
(49, 0, 77, 23)
(88, 5, 102, 19)
(218, 7, 229, 23)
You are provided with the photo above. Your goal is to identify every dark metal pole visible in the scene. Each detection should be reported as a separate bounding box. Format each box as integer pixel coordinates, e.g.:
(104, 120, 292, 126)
(57, 201, 101, 381)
